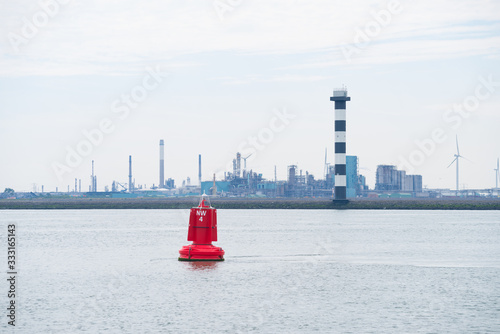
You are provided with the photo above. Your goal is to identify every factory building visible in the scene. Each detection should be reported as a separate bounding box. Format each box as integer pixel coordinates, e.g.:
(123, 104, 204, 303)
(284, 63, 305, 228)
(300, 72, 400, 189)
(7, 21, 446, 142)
(375, 165, 423, 193)
(284, 166, 315, 197)
(201, 181, 230, 196)
(165, 178, 175, 189)
(346, 156, 358, 198)
(404, 175, 423, 192)
(358, 174, 368, 193)
(324, 155, 363, 198)
(279, 158, 365, 198)
(375, 165, 396, 190)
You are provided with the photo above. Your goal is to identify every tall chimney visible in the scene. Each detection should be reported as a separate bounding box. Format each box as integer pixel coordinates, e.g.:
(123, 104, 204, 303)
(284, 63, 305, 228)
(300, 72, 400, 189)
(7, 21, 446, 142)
(129, 155, 133, 192)
(159, 139, 165, 188)
(91, 160, 96, 192)
(198, 154, 202, 185)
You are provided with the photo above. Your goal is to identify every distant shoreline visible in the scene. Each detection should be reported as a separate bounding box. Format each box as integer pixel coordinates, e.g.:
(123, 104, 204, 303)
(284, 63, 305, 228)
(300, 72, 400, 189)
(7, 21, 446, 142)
(1, 197, 500, 210)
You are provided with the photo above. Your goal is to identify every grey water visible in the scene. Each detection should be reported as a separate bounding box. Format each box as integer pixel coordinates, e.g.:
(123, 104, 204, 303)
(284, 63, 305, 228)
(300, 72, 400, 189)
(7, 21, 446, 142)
(1, 209, 499, 333)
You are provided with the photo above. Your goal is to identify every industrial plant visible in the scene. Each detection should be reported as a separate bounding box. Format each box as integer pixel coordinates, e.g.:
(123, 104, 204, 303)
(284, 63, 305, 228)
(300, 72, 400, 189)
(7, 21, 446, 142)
(4, 88, 500, 200)
(375, 165, 423, 193)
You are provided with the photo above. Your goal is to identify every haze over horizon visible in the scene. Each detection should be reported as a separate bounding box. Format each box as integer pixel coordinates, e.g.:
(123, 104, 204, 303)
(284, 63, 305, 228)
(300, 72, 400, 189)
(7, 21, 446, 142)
(1, 0, 499, 192)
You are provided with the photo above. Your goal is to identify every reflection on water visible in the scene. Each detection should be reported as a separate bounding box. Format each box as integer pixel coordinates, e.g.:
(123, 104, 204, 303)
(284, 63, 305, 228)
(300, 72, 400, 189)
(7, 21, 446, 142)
(183, 261, 222, 271)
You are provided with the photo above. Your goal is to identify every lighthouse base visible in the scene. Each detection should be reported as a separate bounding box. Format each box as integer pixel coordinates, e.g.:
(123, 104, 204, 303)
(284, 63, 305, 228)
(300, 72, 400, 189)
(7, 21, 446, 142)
(178, 244, 225, 262)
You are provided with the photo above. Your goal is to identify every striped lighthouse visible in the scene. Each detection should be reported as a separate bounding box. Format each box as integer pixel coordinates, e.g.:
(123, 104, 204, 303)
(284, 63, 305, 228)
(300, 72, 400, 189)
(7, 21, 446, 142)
(330, 88, 351, 203)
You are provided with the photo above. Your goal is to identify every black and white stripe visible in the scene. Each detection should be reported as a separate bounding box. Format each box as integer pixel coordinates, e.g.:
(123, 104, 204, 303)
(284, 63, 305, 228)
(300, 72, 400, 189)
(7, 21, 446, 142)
(330, 89, 351, 201)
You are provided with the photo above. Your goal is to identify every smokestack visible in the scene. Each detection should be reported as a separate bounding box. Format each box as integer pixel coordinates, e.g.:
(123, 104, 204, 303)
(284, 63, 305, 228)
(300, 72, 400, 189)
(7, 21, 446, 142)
(274, 165, 277, 197)
(91, 160, 96, 192)
(129, 155, 133, 192)
(198, 154, 202, 185)
(159, 139, 165, 188)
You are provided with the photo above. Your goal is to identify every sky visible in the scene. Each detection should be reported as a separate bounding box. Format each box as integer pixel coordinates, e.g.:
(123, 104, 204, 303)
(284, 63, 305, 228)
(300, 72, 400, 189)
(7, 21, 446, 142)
(0, 0, 499, 192)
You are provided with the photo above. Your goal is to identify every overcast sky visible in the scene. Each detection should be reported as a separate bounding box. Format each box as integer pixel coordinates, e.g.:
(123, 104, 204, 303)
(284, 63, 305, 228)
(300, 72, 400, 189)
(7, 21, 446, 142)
(1, 0, 499, 192)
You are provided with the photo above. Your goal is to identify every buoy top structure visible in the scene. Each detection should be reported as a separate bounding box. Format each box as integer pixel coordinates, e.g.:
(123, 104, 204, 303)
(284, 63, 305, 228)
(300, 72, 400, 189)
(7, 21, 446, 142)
(178, 194, 225, 261)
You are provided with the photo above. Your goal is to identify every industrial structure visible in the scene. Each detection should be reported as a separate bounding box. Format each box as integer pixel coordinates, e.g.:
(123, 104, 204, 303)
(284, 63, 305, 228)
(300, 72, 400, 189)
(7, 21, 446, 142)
(198, 154, 202, 186)
(495, 158, 499, 189)
(90, 160, 97, 192)
(447, 135, 469, 196)
(21, 90, 472, 199)
(375, 165, 423, 193)
(330, 87, 351, 202)
(159, 139, 165, 188)
(128, 155, 133, 192)
(198, 152, 367, 198)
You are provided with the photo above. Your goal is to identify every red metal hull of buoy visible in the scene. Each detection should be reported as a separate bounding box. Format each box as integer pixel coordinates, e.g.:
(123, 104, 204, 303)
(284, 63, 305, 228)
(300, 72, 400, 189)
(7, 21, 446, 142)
(178, 197, 225, 261)
(178, 245, 225, 261)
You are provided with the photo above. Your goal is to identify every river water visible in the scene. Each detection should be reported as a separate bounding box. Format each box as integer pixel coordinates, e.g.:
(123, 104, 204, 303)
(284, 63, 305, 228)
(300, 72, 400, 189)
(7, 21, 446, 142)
(1, 209, 499, 333)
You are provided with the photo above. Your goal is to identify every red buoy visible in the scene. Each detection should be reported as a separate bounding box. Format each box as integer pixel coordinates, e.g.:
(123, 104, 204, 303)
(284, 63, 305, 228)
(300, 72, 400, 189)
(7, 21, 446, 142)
(178, 195, 225, 261)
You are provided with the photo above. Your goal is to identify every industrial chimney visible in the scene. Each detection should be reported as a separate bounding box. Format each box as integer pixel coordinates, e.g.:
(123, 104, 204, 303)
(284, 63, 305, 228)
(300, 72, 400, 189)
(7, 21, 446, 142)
(129, 155, 133, 192)
(159, 139, 165, 188)
(198, 154, 202, 186)
(91, 160, 97, 192)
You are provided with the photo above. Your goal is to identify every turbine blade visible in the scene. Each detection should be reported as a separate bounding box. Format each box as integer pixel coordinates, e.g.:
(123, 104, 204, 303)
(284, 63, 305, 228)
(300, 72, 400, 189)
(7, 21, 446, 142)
(456, 135, 460, 155)
(459, 155, 473, 163)
(447, 157, 457, 168)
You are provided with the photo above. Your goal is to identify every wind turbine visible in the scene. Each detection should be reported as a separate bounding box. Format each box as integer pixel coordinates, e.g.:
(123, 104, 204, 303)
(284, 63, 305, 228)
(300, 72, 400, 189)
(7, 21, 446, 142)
(494, 158, 499, 189)
(242, 153, 252, 170)
(447, 135, 470, 196)
(324, 148, 329, 179)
